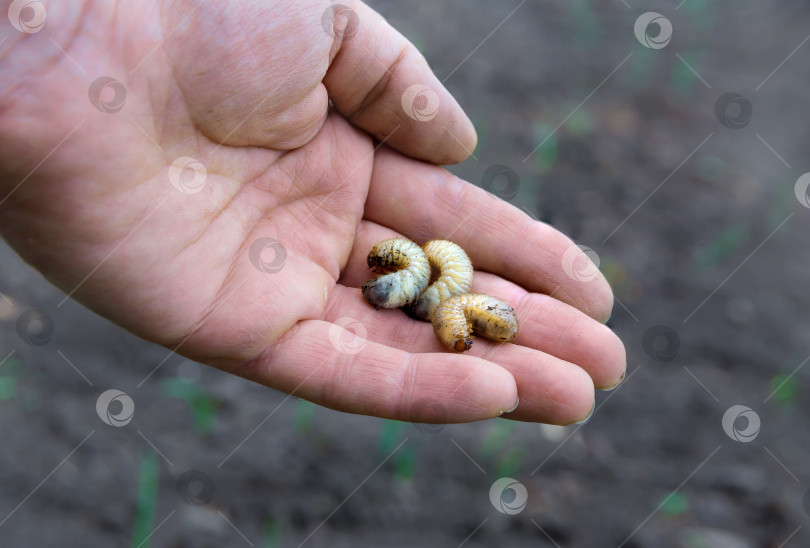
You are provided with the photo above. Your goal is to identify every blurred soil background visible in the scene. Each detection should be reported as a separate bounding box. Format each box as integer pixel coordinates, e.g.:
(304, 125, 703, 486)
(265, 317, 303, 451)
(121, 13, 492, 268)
(2, 1, 810, 547)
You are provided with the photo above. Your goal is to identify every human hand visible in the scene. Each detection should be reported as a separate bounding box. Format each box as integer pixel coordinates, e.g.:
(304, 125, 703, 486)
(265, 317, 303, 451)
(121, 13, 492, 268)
(0, 0, 625, 424)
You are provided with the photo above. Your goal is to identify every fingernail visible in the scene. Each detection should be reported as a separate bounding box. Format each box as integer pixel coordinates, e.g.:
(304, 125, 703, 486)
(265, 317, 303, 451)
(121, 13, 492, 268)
(502, 396, 520, 415)
(572, 399, 596, 425)
(599, 367, 626, 392)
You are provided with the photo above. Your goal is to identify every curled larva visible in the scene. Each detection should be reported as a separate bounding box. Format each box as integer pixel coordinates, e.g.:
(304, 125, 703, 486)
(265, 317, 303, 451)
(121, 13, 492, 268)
(362, 238, 430, 308)
(408, 240, 473, 321)
(432, 293, 519, 352)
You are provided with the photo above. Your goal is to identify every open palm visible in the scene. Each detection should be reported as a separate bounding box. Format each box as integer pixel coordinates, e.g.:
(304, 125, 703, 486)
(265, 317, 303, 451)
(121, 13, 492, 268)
(0, 0, 625, 424)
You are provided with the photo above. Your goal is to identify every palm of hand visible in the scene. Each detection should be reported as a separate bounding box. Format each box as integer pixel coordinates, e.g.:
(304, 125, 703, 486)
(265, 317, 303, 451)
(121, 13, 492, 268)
(0, 0, 625, 424)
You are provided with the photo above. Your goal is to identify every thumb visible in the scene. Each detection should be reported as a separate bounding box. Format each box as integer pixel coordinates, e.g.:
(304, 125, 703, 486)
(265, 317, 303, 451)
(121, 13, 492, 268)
(322, 1, 477, 165)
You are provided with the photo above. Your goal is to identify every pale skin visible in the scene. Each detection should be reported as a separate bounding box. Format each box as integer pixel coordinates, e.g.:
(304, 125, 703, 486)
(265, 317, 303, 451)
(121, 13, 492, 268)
(0, 0, 626, 424)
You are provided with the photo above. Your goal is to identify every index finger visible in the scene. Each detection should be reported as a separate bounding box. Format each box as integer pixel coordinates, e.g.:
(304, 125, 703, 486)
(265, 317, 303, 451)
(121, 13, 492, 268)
(364, 147, 614, 322)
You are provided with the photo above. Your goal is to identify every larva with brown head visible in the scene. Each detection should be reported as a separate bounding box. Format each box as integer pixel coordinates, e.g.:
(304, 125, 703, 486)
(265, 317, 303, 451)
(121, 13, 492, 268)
(362, 238, 431, 308)
(432, 293, 519, 352)
(407, 240, 473, 321)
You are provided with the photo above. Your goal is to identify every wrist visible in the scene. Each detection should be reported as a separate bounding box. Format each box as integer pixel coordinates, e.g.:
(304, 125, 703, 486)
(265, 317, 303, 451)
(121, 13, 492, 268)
(0, 0, 93, 98)
(0, 0, 98, 196)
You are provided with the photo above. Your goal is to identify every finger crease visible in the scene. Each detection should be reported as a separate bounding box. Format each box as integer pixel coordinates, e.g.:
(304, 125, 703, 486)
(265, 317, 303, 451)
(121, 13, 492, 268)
(345, 44, 410, 120)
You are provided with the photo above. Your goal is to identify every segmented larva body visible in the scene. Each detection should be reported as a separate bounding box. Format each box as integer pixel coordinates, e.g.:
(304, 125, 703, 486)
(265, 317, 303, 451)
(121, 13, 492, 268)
(362, 238, 431, 308)
(408, 240, 474, 321)
(432, 293, 519, 352)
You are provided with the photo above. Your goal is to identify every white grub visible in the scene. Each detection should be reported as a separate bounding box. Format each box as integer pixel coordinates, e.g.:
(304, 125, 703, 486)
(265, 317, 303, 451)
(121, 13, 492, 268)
(362, 238, 430, 308)
(408, 240, 473, 321)
(432, 293, 519, 352)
